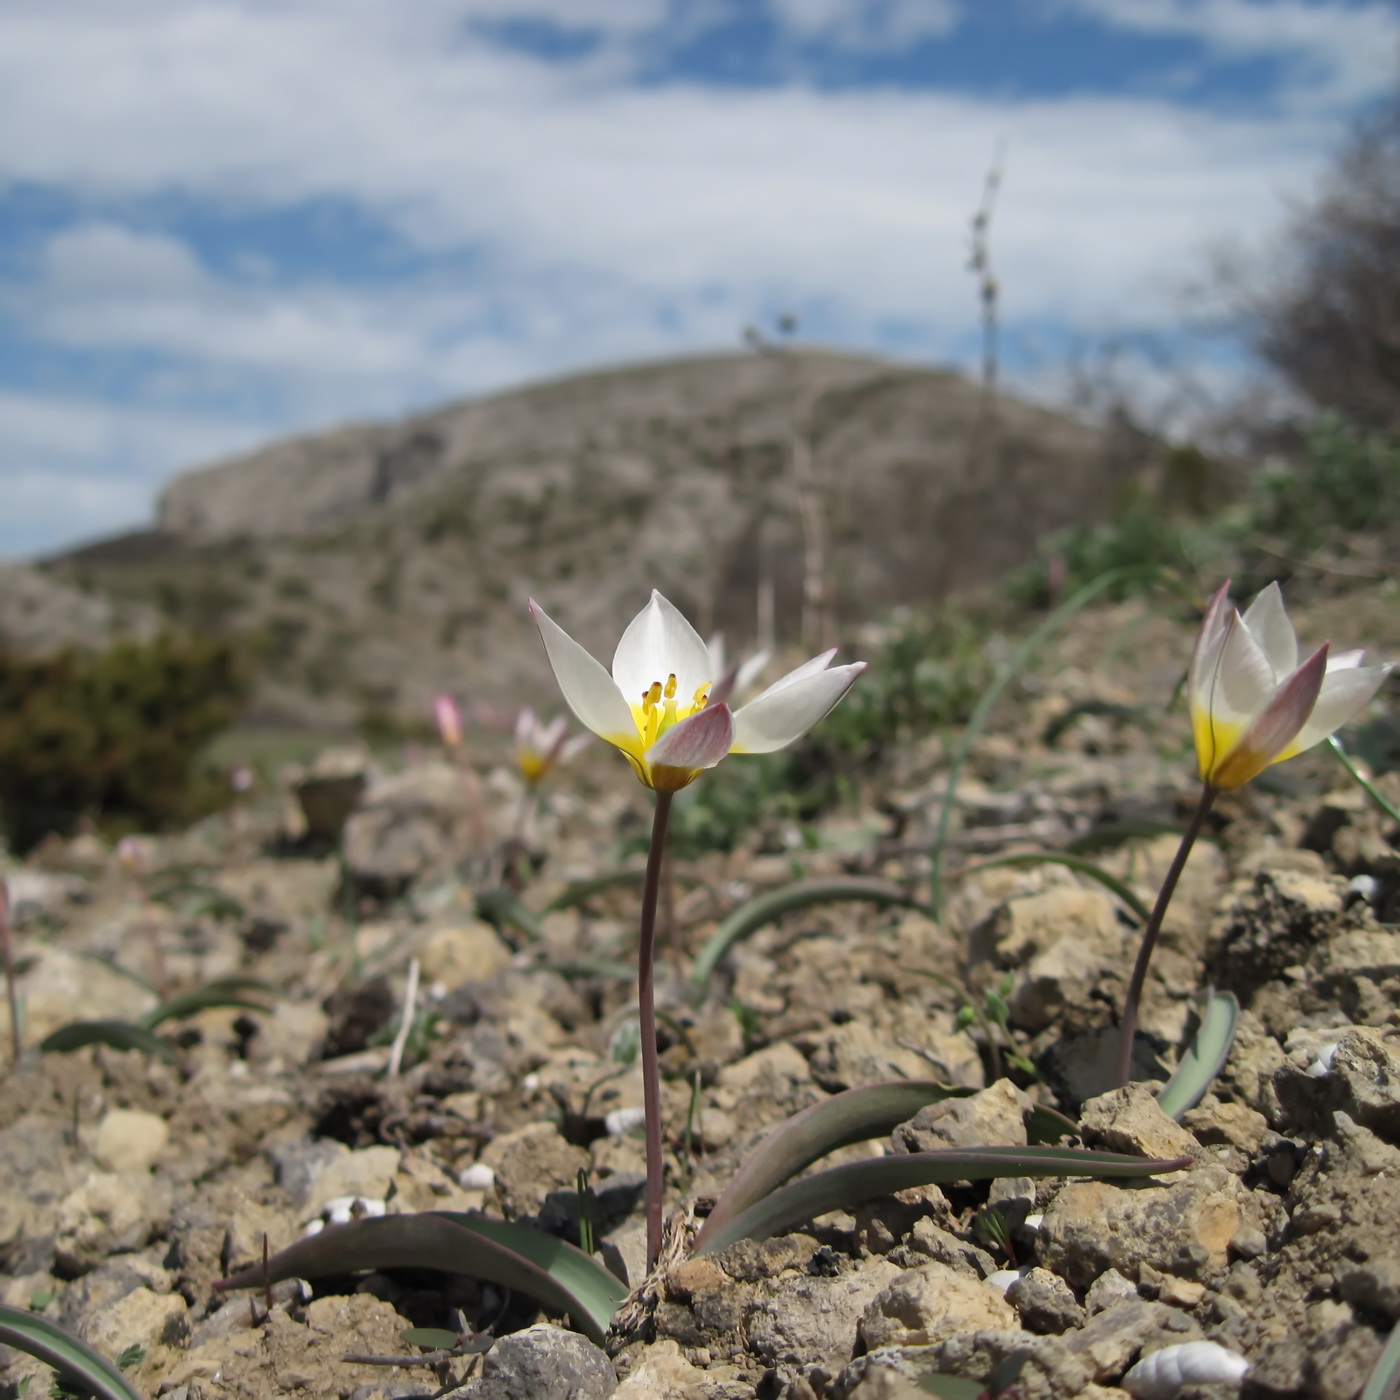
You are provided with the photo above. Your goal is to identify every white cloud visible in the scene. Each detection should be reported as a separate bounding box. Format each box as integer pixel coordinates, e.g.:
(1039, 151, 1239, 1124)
(1061, 0, 1400, 107)
(0, 390, 264, 554)
(0, 0, 1393, 554)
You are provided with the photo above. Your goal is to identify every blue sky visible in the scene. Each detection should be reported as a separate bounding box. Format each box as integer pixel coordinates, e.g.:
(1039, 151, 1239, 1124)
(0, 0, 1396, 557)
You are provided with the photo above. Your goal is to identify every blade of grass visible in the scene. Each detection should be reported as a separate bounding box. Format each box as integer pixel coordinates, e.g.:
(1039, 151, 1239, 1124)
(1328, 735, 1400, 826)
(1362, 1318, 1400, 1400)
(0, 1303, 143, 1400)
(690, 877, 928, 993)
(956, 852, 1151, 924)
(1064, 820, 1185, 855)
(216, 1212, 626, 1345)
(693, 1145, 1190, 1256)
(1156, 990, 1239, 1121)
(476, 888, 543, 943)
(928, 567, 1160, 918)
(39, 1019, 177, 1061)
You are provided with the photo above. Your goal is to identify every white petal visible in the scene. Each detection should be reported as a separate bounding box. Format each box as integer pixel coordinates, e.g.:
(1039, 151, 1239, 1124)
(1327, 649, 1366, 671)
(1285, 663, 1392, 756)
(748, 649, 837, 703)
(732, 661, 866, 754)
(1214, 610, 1277, 723)
(529, 601, 636, 742)
(1241, 582, 1297, 676)
(612, 591, 712, 703)
(1187, 582, 1232, 717)
(707, 633, 727, 679)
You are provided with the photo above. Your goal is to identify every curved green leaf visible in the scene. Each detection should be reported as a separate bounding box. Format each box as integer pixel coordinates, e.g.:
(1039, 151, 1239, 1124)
(696, 1080, 1077, 1253)
(692, 1145, 1190, 1256)
(217, 1212, 626, 1345)
(1362, 1318, 1400, 1400)
(1329, 735, 1400, 827)
(957, 852, 1151, 924)
(39, 1019, 177, 1061)
(142, 976, 275, 1029)
(690, 877, 928, 991)
(1156, 990, 1240, 1121)
(0, 1303, 143, 1400)
(697, 1081, 968, 1250)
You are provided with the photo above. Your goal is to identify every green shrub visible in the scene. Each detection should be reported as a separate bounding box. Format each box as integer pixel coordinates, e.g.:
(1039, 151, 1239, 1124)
(1251, 414, 1400, 550)
(0, 633, 250, 851)
(1005, 495, 1215, 608)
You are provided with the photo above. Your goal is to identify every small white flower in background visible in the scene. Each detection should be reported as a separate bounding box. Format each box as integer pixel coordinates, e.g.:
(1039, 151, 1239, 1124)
(1189, 580, 1390, 790)
(433, 694, 464, 750)
(1122, 1341, 1249, 1399)
(530, 590, 865, 792)
(115, 835, 148, 875)
(514, 707, 591, 786)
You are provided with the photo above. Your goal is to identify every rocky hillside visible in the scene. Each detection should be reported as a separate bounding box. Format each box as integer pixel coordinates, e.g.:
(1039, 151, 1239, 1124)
(0, 560, 157, 654)
(43, 349, 1132, 729)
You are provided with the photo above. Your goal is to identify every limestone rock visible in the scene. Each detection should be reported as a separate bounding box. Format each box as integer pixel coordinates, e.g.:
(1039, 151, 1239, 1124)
(54, 1172, 173, 1275)
(478, 1122, 590, 1218)
(1007, 1267, 1087, 1334)
(1039, 1163, 1260, 1288)
(458, 1323, 616, 1400)
(892, 1078, 1030, 1153)
(418, 920, 513, 990)
(860, 1262, 1018, 1350)
(1077, 1084, 1201, 1161)
(92, 1109, 169, 1174)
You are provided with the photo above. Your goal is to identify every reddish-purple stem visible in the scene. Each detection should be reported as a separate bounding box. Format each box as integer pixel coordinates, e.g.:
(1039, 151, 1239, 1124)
(638, 789, 674, 1268)
(1116, 783, 1218, 1087)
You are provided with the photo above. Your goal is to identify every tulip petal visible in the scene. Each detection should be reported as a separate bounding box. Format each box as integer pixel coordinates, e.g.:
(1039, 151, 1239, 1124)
(1280, 662, 1392, 759)
(1327, 650, 1366, 671)
(529, 601, 636, 743)
(645, 702, 735, 772)
(1241, 582, 1297, 677)
(1187, 582, 1232, 719)
(1212, 644, 1328, 788)
(749, 649, 838, 703)
(732, 661, 866, 754)
(1213, 609, 1277, 723)
(612, 591, 712, 704)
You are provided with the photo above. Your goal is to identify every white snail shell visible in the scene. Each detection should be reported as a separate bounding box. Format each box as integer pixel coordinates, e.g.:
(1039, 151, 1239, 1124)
(1122, 1341, 1250, 1399)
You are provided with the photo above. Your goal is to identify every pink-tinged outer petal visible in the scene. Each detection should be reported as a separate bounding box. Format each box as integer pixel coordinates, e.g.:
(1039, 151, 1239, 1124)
(1281, 662, 1392, 758)
(529, 600, 636, 743)
(645, 703, 735, 789)
(612, 591, 712, 702)
(1241, 581, 1297, 677)
(1212, 644, 1329, 789)
(732, 661, 866, 754)
(1187, 582, 1232, 719)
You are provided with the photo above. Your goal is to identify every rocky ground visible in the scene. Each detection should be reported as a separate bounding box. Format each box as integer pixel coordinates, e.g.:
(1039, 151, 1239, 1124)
(1, 594, 1398, 1400)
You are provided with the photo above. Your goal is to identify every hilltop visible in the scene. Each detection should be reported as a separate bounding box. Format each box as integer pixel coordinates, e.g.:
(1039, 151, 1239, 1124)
(36, 349, 1133, 729)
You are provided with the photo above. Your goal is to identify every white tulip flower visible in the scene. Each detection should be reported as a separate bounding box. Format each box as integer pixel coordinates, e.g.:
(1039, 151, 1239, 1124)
(1189, 580, 1390, 790)
(529, 591, 865, 792)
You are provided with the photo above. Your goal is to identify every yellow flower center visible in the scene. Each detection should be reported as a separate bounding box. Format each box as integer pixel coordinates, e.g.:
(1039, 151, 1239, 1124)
(630, 673, 712, 750)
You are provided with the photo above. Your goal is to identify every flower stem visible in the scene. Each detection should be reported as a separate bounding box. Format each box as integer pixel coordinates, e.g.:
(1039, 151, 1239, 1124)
(638, 789, 675, 1268)
(1116, 782, 1217, 1088)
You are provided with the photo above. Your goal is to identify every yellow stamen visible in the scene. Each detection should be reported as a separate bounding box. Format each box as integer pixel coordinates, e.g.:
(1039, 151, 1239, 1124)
(693, 683, 710, 710)
(664, 673, 678, 699)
